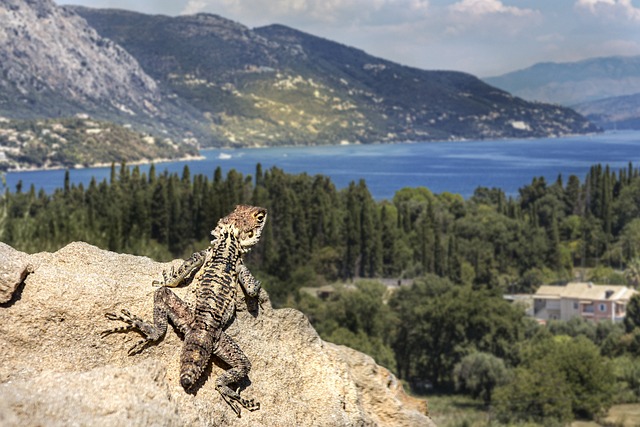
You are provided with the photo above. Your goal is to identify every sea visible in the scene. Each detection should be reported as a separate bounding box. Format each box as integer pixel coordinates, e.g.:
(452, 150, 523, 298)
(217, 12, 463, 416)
(4, 131, 640, 200)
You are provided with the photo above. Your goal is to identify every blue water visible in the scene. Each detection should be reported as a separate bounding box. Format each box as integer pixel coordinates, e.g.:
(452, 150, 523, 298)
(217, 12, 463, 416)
(4, 131, 640, 200)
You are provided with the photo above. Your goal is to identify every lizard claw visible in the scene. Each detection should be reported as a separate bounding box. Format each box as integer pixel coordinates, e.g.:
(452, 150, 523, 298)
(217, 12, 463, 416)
(127, 339, 151, 355)
(217, 385, 260, 417)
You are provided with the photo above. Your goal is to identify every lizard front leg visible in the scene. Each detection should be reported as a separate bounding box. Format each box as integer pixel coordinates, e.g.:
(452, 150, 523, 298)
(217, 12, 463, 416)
(102, 286, 194, 354)
(237, 262, 261, 297)
(153, 250, 207, 288)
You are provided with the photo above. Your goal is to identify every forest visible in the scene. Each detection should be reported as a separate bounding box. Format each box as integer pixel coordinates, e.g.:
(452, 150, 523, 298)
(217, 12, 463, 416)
(3, 161, 640, 425)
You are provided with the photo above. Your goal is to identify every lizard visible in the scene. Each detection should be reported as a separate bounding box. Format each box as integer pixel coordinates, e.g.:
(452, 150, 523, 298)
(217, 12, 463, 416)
(101, 204, 267, 417)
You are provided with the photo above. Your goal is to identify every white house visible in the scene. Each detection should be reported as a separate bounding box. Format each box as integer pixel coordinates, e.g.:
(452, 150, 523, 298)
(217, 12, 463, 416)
(533, 282, 637, 323)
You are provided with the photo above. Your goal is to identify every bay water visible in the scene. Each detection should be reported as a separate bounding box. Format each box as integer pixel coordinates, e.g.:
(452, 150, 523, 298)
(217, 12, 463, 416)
(4, 131, 640, 200)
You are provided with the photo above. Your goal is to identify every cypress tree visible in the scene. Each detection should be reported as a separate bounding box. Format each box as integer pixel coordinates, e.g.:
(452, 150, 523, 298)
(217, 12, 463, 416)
(380, 203, 399, 277)
(148, 163, 156, 184)
(150, 179, 169, 245)
(64, 169, 70, 196)
(343, 181, 361, 280)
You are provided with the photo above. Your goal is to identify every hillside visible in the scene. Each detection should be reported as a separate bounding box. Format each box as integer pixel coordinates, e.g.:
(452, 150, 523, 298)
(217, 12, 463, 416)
(485, 56, 640, 131)
(72, 7, 598, 147)
(0, 0, 207, 143)
(485, 55, 640, 105)
(574, 92, 640, 130)
(0, 117, 198, 171)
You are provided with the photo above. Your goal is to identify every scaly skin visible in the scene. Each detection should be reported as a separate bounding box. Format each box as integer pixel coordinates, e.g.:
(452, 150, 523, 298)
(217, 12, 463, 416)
(102, 205, 267, 417)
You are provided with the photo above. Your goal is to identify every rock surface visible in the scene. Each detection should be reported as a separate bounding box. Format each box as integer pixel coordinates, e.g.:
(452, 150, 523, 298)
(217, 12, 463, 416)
(0, 242, 32, 303)
(0, 0, 159, 113)
(0, 0, 204, 141)
(0, 242, 433, 426)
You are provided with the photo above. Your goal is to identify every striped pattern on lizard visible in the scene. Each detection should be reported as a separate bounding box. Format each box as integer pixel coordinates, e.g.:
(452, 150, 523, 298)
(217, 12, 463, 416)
(102, 205, 267, 417)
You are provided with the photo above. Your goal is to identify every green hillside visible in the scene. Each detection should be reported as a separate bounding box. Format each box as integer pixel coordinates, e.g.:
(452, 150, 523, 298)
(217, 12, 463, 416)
(73, 8, 598, 147)
(0, 117, 198, 171)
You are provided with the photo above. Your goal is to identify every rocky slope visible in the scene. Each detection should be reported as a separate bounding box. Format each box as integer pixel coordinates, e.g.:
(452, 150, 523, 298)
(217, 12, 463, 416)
(73, 7, 598, 146)
(0, 241, 433, 426)
(0, 0, 205, 142)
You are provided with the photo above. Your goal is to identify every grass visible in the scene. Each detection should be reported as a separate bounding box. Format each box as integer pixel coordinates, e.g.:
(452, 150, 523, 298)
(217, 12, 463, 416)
(597, 404, 640, 427)
(426, 394, 491, 427)
(425, 394, 640, 427)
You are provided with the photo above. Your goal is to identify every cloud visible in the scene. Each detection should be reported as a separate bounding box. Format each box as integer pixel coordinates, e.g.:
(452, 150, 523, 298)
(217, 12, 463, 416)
(449, 0, 537, 16)
(444, 0, 541, 37)
(180, 0, 431, 26)
(575, 0, 640, 21)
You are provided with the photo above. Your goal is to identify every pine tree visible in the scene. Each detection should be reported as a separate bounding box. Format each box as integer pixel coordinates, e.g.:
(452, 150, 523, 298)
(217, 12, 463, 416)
(343, 181, 361, 280)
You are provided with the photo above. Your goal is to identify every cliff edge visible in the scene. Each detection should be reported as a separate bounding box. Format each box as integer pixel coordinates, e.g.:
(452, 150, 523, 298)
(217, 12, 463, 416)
(0, 242, 433, 426)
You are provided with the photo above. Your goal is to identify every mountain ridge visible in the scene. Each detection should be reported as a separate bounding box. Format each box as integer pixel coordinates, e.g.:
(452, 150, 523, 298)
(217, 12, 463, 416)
(71, 6, 599, 146)
(0, 0, 599, 166)
(575, 92, 640, 130)
(485, 55, 640, 130)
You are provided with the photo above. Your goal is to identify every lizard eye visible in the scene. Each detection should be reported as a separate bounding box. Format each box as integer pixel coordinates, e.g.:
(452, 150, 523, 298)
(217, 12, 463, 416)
(255, 212, 265, 222)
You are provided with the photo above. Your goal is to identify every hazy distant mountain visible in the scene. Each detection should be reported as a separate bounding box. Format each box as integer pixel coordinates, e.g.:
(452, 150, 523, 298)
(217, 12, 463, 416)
(0, 0, 205, 143)
(485, 56, 640, 130)
(574, 92, 640, 130)
(485, 56, 640, 106)
(72, 7, 597, 147)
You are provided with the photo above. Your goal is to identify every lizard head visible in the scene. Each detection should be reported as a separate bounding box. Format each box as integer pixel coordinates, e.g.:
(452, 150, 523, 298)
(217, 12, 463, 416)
(211, 205, 267, 251)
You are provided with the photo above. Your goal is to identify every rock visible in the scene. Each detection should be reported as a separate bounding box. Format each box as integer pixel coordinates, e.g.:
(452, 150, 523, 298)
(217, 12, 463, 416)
(0, 242, 33, 304)
(0, 0, 205, 142)
(0, 242, 433, 426)
(0, 0, 160, 113)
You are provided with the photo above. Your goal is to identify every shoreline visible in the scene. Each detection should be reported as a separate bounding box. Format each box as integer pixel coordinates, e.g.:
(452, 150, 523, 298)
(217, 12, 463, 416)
(3, 129, 611, 175)
(2, 130, 638, 200)
(3, 153, 206, 174)
(199, 129, 605, 151)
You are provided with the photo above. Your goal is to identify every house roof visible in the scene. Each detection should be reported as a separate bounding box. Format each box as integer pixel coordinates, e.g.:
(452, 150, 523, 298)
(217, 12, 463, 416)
(535, 282, 637, 302)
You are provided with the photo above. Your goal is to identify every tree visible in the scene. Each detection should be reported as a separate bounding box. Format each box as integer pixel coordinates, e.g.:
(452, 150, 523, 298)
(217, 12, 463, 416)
(389, 275, 525, 389)
(453, 352, 510, 404)
(625, 258, 640, 288)
(621, 220, 640, 262)
(297, 280, 397, 370)
(624, 293, 640, 333)
(494, 335, 614, 423)
(493, 362, 573, 425)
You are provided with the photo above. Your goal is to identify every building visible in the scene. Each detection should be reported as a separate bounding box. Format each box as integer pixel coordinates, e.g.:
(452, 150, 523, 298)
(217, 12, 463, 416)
(533, 282, 638, 323)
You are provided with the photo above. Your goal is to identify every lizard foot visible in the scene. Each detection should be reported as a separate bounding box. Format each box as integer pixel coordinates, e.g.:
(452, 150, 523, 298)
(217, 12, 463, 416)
(101, 309, 157, 355)
(217, 385, 260, 417)
(152, 266, 175, 287)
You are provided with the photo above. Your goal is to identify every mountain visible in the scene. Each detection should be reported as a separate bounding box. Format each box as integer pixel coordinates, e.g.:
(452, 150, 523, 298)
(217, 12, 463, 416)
(574, 92, 640, 130)
(0, 0, 206, 143)
(485, 56, 640, 130)
(71, 7, 597, 147)
(485, 56, 640, 105)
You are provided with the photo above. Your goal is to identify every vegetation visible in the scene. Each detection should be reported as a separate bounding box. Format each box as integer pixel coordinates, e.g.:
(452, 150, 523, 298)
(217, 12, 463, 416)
(0, 117, 198, 171)
(3, 161, 640, 425)
(74, 8, 598, 147)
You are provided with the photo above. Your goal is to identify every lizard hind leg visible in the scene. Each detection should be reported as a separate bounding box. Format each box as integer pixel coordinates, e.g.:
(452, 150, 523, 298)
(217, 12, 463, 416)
(213, 332, 260, 417)
(101, 287, 193, 355)
(101, 308, 164, 355)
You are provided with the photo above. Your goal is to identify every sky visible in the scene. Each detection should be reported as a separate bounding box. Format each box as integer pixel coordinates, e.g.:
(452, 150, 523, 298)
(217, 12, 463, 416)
(56, 0, 640, 77)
